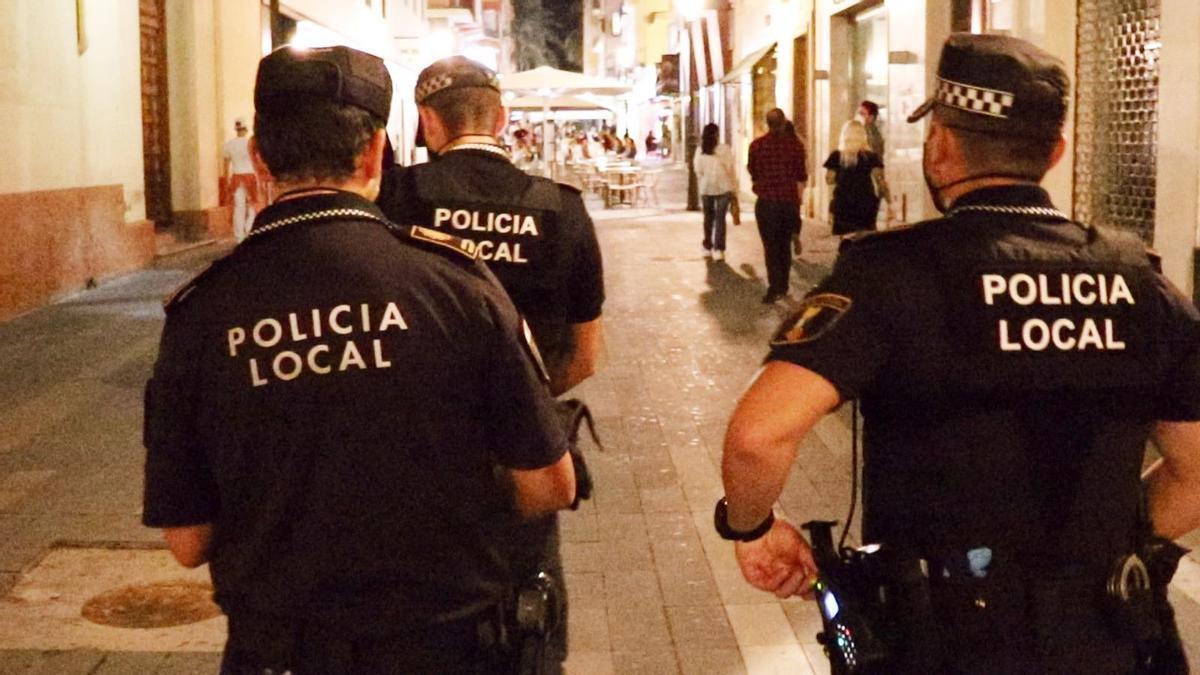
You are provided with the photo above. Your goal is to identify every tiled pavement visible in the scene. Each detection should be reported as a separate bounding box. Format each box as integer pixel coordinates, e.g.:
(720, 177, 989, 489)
(1, 166, 1200, 673)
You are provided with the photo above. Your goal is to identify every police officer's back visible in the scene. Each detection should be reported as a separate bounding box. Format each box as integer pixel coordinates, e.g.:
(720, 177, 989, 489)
(378, 57, 605, 396)
(718, 34, 1200, 673)
(377, 56, 606, 674)
(141, 46, 575, 674)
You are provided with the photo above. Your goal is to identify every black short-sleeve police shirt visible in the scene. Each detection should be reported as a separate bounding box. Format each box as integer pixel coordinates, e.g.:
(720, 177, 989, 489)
(765, 186, 1200, 557)
(768, 199, 1200, 420)
(378, 151, 605, 326)
(142, 193, 566, 629)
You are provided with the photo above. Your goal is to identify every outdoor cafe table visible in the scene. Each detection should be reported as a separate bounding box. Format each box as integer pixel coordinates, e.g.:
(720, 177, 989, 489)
(603, 166, 642, 208)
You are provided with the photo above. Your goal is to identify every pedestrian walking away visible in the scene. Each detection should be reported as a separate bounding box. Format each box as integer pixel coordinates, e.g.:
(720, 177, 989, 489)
(377, 54, 606, 674)
(693, 122, 738, 262)
(748, 108, 808, 303)
(823, 119, 887, 237)
(719, 33, 1200, 674)
(222, 117, 260, 241)
(142, 45, 577, 675)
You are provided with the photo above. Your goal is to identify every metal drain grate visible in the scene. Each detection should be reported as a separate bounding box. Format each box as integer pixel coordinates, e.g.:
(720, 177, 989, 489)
(81, 580, 220, 629)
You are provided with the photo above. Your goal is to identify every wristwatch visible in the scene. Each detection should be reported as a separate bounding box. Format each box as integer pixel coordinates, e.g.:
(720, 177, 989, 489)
(713, 497, 775, 542)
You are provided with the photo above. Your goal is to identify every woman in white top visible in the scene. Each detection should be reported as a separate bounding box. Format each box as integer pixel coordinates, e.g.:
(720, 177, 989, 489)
(692, 123, 738, 260)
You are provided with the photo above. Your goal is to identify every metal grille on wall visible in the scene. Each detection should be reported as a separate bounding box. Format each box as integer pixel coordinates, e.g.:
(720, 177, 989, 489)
(1073, 0, 1161, 241)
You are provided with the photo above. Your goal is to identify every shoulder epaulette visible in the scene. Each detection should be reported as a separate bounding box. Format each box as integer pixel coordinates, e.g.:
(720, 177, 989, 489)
(1145, 246, 1164, 273)
(555, 180, 583, 195)
(405, 225, 480, 261)
(838, 222, 930, 253)
(162, 259, 226, 311)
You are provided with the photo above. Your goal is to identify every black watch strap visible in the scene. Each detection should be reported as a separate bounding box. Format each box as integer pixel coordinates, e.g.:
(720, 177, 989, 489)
(713, 498, 775, 542)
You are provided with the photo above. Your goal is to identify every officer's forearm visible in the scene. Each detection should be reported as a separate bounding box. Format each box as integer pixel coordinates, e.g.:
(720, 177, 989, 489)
(1144, 460, 1200, 539)
(163, 523, 214, 568)
(510, 452, 577, 519)
(549, 319, 602, 396)
(722, 431, 796, 531)
(1146, 420, 1200, 539)
(721, 364, 841, 531)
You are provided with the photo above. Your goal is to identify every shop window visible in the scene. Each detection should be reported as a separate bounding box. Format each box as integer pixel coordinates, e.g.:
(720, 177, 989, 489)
(751, 47, 776, 138)
(850, 5, 887, 124)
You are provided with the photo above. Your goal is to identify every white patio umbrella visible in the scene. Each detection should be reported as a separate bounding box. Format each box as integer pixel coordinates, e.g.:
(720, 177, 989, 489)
(506, 94, 614, 111)
(500, 67, 631, 174)
(499, 66, 631, 96)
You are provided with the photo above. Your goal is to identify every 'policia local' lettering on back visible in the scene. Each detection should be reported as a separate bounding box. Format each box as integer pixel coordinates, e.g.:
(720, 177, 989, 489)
(225, 302, 408, 386)
(979, 272, 1134, 352)
(431, 207, 541, 263)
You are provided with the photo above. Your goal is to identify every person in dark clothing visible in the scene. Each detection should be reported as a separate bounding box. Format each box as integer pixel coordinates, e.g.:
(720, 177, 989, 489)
(377, 55, 606, 674)
(823, 119, 886, 236)
(858, 99, 885, 158)
(719, 33, 1200, 673)
(748, 108, 808, 303)
(142, 46, 576, 674)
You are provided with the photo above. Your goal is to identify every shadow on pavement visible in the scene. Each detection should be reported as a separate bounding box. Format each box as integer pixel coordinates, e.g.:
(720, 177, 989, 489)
(792, 255, 835, 282)
(698, 260, 773, 342)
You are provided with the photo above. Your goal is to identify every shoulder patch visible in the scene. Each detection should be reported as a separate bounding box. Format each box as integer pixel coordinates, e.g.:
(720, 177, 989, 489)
(770, 294, 852, 346)
(407, 225, 479, 260)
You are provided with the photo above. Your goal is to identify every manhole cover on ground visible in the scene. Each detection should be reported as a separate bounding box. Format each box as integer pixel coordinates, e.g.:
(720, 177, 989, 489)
(82, 581, 220, 628)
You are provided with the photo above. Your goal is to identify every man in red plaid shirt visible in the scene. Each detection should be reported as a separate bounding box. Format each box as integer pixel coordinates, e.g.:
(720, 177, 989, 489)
(748, 108, 808, 303)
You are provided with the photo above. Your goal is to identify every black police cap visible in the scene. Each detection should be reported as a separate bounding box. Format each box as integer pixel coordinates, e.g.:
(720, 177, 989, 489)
(255, 46, 392, 123)
(908, 33, 1069, 141)
(414, 56, 500, 105)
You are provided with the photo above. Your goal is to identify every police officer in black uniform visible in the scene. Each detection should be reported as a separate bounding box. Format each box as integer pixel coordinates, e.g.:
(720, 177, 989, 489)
(141, 45, 576, 674)
(377, 56, 606, 674)
(717, 34, 1200, 672)
(377, 56, 605, 397)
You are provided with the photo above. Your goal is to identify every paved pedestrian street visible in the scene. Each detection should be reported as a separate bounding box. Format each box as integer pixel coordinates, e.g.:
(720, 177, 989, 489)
(2, 167, 1200, 673)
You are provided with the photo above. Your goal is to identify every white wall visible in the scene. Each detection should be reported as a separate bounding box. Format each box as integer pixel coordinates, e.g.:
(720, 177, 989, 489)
(216, 0, 263, 140)
(0, 0, 146, 221)
(1154, 0, 1200, 293)
(168, 0, 220, 212)
(1011, 0, 1076, 215)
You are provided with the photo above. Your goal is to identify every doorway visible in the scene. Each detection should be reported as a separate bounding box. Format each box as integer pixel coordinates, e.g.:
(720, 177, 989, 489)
(792, 34, 809, 145)
(139, 0, 172, 228)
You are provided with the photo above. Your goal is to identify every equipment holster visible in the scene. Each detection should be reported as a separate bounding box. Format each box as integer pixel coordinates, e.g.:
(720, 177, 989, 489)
(1107, 489, 1190, 675)
(803, 521, 943, 674)
(1110, 538, 1190, 674)
(506, 571, 564, 675)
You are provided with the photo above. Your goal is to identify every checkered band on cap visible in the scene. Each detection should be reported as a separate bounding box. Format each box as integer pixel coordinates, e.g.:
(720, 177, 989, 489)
(937, 77, 1015, 119)
(415, 74, 454, 104)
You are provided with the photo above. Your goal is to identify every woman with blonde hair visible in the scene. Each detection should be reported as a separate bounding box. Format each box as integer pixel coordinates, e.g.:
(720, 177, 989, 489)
(823, 119, 887, 236)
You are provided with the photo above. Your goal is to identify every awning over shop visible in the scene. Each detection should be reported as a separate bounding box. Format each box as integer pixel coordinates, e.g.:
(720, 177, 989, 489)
(721, 43, 776, 84)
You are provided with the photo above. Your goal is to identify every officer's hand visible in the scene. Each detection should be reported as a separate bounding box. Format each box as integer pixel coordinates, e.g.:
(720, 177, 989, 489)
(735, 519, 819, 599)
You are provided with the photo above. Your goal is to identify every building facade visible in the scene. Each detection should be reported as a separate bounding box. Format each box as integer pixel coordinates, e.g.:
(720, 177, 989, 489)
(711, 0, 1198, 295)
(0, 0, 454, 320)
